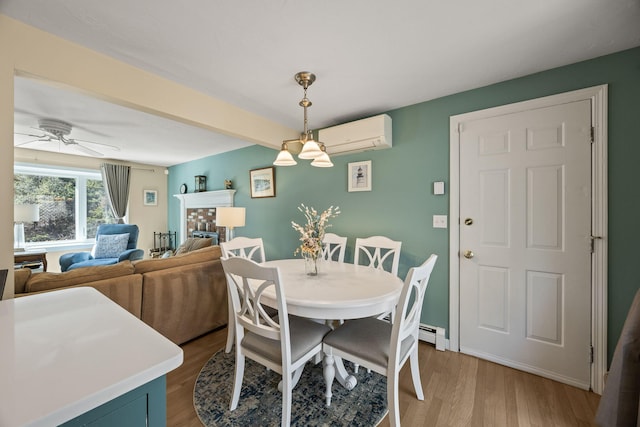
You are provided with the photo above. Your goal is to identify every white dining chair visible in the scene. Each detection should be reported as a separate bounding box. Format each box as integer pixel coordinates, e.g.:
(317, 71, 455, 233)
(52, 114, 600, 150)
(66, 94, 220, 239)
(354, 235, 402, 276)
(322, 254, 437, 427)
(352, 235, 403, 372)
(321, 232, 347, 263)
(220, 236, 266, 263)
(221, 257, 331, 427)
(221, 237, 267, 353)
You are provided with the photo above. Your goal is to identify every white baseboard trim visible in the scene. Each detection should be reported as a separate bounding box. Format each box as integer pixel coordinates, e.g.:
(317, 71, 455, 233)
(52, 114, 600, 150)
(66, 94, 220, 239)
(418, 323, 447, 351)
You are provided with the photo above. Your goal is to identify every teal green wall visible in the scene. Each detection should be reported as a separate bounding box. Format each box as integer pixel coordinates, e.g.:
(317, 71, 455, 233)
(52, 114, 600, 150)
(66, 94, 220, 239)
(169, 46, 640, 363)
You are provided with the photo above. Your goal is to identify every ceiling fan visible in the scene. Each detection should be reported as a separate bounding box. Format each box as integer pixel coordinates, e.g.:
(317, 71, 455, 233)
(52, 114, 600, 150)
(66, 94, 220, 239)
(14, 118, 120, 157)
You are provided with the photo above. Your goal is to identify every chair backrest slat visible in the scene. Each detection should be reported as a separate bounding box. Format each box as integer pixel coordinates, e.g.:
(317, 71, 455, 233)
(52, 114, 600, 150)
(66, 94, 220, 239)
(322, 233, 347, 263)
(221, 237, 266, 263)
(392, 254, 438, 357)
(354, 236, 402, 276)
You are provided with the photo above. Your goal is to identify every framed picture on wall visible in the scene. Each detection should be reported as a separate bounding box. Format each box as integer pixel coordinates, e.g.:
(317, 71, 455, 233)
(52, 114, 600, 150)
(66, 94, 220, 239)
(250, 167, 276, 198)
(143, 189, 158, 206)
(348, 160, 372, 192)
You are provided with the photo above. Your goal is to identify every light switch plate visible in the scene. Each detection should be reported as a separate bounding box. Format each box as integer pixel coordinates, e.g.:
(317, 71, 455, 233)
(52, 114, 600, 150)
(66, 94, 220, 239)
(433, 215, 447, 228)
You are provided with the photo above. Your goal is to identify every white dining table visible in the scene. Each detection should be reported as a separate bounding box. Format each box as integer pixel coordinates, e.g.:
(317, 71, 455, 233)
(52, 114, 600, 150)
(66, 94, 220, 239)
(262, 259, 403, 393)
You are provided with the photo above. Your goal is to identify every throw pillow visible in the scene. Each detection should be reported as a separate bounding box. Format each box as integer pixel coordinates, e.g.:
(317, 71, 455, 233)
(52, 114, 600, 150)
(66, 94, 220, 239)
(93, 233, 130, 259)
(174, 237, 213, 255)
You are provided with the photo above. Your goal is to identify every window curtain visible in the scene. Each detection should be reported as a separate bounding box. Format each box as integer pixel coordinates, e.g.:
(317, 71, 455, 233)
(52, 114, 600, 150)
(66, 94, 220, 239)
(100, 163, 131, 224)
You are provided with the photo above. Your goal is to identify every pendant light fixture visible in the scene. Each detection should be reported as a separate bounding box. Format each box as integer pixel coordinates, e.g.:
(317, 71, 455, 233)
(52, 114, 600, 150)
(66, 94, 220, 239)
(273, 71, 333, 168)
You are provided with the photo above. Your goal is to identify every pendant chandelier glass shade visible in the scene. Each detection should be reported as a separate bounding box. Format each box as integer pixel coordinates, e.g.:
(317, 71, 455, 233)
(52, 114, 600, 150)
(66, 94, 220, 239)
(310, 145, 334, 167)
(274, 142, 297, 165)
(273, 71, 333, 167)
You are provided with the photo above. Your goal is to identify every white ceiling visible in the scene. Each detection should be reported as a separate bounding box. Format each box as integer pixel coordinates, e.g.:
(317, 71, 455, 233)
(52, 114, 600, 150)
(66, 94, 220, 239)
(4, 0, 640, 167)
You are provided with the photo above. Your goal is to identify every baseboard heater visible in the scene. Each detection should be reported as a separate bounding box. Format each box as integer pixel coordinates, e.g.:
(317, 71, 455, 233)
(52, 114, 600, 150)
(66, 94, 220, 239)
(418, 324, 446, 351)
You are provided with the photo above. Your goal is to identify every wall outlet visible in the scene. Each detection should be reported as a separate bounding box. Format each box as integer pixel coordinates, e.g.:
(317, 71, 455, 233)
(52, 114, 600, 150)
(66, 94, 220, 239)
(433, 215, 447, 228)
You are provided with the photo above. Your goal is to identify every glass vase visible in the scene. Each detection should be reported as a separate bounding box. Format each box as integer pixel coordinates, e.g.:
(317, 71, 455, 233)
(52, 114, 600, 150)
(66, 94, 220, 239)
(304, 255, 319, 276)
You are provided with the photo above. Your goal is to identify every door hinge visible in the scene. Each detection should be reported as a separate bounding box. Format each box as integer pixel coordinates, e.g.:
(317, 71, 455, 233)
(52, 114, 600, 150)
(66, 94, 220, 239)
(590, 345, 594, 364)
(590, 235, 602, 253)
(590, 126, 595, 143)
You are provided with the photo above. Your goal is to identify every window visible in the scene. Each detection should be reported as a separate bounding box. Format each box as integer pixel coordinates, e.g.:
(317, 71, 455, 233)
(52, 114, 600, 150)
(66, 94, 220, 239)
(14, 164, 116, 248)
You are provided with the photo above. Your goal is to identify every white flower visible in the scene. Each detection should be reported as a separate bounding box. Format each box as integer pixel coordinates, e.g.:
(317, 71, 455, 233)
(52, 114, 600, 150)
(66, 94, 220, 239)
(292, 204, 340, 260)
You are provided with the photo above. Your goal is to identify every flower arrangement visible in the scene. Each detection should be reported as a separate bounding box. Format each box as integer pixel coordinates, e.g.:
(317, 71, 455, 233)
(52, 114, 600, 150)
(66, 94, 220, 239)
(292, 204, 341, 261)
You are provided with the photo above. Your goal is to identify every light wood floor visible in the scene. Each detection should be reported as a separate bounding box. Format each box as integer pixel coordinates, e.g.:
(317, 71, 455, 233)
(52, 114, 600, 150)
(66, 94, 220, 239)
(166, 327, 600, 426)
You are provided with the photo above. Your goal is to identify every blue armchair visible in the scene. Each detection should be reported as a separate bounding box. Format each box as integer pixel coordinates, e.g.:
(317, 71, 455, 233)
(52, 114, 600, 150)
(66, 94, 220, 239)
(59, 224, 144, 272)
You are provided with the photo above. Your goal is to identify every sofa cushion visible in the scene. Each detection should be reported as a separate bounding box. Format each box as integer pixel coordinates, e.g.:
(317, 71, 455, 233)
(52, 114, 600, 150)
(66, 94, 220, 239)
(14, 268, 32, 294)
(133, 245, 221, 274)
(174, 237, 213, 255)
(25, 261, 135, 293)
(94, 233, 130, 259)
(141, 259, 227, 344)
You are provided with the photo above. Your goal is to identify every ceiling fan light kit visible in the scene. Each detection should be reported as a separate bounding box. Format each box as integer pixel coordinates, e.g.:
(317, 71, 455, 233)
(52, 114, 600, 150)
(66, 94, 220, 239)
(273, 71, 333, 168)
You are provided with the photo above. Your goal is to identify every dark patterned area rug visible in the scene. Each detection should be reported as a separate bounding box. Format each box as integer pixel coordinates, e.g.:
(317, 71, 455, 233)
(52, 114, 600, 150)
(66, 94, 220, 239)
(193, 349, 388, 426)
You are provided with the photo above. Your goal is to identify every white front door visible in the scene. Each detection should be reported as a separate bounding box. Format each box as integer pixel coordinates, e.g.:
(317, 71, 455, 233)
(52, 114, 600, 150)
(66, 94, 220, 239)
(458, 99, 592, 389)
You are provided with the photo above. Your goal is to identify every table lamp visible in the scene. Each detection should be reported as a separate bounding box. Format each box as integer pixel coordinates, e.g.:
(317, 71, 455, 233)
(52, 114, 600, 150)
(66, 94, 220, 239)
(216, 207, 245, 241)
(14, 204, 40, 252)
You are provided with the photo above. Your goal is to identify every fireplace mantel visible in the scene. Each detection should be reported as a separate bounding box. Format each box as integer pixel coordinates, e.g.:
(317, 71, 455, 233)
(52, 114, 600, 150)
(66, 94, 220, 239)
(174, 190, 236, 243)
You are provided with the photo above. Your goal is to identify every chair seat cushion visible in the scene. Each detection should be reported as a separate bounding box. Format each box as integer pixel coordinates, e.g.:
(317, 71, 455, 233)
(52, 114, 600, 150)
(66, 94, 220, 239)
(67, 258, 120, 270)
(323, 317, 413, 368)
(242, 315, 330, 364)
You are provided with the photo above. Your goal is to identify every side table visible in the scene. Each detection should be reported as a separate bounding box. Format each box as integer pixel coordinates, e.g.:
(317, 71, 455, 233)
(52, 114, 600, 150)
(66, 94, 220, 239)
(14, 249, 48, 272)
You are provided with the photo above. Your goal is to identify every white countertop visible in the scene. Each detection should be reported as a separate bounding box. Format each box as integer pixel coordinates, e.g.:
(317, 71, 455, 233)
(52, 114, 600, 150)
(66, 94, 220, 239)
(0, 287, 183, 427)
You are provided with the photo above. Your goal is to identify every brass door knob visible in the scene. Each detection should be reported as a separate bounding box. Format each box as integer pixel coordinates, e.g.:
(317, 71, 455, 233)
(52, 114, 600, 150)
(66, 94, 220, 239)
(464, 218, 473, 226)
(463, 250, 474, 259)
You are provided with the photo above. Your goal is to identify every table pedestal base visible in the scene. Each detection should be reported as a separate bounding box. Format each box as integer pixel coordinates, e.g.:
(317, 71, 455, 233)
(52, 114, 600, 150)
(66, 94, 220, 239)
(323, 354, 357, 407)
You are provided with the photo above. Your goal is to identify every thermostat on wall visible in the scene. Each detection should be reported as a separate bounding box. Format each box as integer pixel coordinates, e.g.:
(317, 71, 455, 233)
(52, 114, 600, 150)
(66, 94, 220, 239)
(433, 181, 445, 195)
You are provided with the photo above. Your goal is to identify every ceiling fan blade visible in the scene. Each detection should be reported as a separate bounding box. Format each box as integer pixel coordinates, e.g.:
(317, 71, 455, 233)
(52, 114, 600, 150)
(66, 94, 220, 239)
(71, 143, 104, 157)
(15, 138, 48, 148)
(73, 138, 120, 151)
(15, 131, 46, 138)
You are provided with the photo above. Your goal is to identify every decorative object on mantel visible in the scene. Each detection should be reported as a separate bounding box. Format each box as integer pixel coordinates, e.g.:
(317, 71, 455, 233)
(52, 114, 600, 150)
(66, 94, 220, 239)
(273, 71, 334, 168)
(195, 175, 207, 192)
(14, 204, 39, 251)
(292, 204, 340, 276)
(250, 167, 276, 198)
(179, 183, 187, 194)
(224, 179, 232, 189)
(193, 349, 387, 427)
(216, 207, 246, 241)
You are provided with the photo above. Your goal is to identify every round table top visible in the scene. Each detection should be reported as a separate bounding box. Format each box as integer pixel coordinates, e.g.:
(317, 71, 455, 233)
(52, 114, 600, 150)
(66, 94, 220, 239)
(263, 259, 403, 320)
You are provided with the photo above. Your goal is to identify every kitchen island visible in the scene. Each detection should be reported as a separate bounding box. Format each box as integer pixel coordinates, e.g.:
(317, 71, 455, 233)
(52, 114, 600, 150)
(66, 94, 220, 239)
(0, 287, 183, 426)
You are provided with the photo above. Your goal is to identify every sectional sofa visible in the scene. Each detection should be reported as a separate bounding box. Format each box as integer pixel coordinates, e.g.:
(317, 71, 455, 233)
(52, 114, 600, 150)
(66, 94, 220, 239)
(13, 245, 227, 345)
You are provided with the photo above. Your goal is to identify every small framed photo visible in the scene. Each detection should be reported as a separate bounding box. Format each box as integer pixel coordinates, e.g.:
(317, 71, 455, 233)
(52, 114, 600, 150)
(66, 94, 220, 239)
(348, 161, 372, 192)
(250, 167, 276, 198)
(143, 189, 158, 206)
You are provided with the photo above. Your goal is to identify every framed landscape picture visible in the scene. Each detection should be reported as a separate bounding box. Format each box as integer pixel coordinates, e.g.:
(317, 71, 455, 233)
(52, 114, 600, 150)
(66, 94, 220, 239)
(250, 167, 276, 198)
(348, 160, 372, 192)
(143, 189, 158, 206)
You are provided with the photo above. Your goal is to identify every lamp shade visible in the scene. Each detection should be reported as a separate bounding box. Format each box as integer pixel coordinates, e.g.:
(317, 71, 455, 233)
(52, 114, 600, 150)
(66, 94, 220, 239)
(273, 148, 298, 166)
(216, 207, 246, 229)
(14, 204, 39, 223)
(298, 139, 323, 159)
(311, 151, 334, 168)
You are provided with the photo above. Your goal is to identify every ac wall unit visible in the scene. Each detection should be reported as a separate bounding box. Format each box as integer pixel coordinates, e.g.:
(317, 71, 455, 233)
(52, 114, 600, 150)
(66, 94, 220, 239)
(318, 114, 392, 156)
